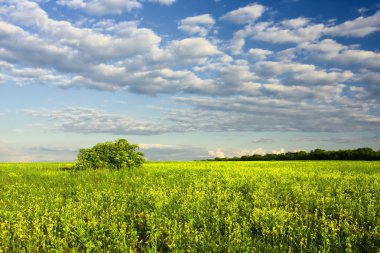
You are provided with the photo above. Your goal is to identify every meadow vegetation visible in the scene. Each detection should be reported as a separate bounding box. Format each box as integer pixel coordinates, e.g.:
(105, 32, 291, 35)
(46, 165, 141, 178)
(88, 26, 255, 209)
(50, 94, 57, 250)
(1, 161, 380, 252)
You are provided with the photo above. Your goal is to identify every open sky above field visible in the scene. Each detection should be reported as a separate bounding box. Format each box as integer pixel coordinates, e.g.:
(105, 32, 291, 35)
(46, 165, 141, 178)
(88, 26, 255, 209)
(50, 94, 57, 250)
(1, 0, 380, 161)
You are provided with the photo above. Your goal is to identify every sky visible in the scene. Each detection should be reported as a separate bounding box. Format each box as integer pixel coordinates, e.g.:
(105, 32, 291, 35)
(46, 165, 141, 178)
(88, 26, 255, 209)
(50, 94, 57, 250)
(0, 0, 380, 162)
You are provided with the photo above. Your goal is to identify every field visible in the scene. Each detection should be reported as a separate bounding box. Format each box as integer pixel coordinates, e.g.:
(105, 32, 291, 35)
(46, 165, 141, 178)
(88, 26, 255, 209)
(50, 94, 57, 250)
(1, 161, 380, 252)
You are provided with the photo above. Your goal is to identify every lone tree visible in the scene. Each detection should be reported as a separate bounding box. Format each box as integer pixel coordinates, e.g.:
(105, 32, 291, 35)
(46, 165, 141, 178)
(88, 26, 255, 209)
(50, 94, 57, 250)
(75, 139, 145, 170)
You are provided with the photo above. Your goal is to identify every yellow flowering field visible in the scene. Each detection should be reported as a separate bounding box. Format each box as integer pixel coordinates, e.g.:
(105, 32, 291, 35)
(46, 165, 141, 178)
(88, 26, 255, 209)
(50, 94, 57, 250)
(1, 161, 379, 252)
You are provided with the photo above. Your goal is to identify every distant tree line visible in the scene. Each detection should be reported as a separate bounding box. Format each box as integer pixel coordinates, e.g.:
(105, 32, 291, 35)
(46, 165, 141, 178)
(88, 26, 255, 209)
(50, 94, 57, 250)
(211, 148, 380, 161)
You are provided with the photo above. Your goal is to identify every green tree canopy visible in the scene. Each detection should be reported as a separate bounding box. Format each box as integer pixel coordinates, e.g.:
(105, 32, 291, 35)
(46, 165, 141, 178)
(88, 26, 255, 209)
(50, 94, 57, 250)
(75, 139, 145, 170)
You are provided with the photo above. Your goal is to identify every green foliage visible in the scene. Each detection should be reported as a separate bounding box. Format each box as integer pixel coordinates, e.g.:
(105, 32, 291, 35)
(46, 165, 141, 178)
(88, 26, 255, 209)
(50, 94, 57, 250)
(1, 161, 380, 252)
(215, 147, 380, 161)
(75, 139, 145, 170)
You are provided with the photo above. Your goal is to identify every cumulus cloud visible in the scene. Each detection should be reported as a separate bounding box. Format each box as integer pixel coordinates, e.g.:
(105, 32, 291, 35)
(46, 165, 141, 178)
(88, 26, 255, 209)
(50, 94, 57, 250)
(285, 69, 354, 86)
(147, 0, 176, 5)
(229, 27, 251, 54)
(261, 83, 344, 101)
(325, 11, 380, 37)
(0, 60, 68, 86)
(221, 4, 265, 24)
(217, 60, 258, 89)
(178, 14, 215, 36)
(25, 107, 175, 135)
(168, 37, 220, 61)
(170, 96, 380, 133)
(281, 17, 310, 28)
(208, 148, 268, 158)
(0, 1, 162, 66)
(0, 0, 379, 139)
(0, 1, 224, 95)
(353, 72, 380, 102)
(253, 61, 316, 77)
(229, 17, 322, 54)
(57, 0, 175, 14)
(250, 21, 325, 44)
(248, 48, 273, 60)
(208, 148, 225, 158)
(229, 10, 380, 55)
(125, 68, 217, 95)
(235, 148, 266, 157)
(299, 39, 380, 69)
(272, 148, 286, 154)
(58, 0, 142, 14)
(0, 21, 80, 71)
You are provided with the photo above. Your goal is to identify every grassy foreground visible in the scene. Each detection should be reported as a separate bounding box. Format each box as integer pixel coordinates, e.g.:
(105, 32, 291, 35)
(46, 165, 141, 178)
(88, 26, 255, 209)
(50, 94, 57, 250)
(1, 161, 380, 252)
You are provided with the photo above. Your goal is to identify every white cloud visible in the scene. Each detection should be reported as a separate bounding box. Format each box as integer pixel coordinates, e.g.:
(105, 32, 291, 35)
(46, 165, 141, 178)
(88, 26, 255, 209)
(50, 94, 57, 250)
(272, 148, 286, 154)
(354, 72, 380, 101)
(208, 148, 225, 158)
(229, 18, 322, 54)
(229, 25, 253, 54)
(128, 37, 221, 69)
(229, 11, 380, 55)
(325, 11, 380, 37)
(299, 39, 380, 69)
(281, 17, 310, 28)
(0, 1, 223, 95)
(338, 50, 380, 68)
(178, 14, 215, 36)
(208, 148, 267, 158)
(169, 37, 220, 59)
(286, 69, 354, 86)
(0, 21, 79, 71)
(236, 148, 266, 156)
(56, 0, 89, 9)
(253, 61, 316, 76)
(251, 21, 324, 44)
(170, 95, 380, 132)
(126, 68, 217, 95)
(221, 4, 265, 24)
(248, 48, 273, 60)
(0, 0, 379, 124)
(0, 60, 67, 86)
(0, 2, 162, 62)
(25, 107, 174, 135)
(262, 83, 344, 101)
(57, 0, 142, 14)
(218, 60, 257, 86)
(56, 0, 175, 15)
(146, 0, 175, 5)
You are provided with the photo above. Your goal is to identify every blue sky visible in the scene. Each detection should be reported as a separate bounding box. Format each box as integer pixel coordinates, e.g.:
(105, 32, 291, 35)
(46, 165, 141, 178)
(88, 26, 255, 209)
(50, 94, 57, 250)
(1, 0, 380, 161)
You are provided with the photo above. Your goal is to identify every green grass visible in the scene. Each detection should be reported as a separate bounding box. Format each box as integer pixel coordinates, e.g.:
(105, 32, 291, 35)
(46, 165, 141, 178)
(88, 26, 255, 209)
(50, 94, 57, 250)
(1, 161, 380, 252)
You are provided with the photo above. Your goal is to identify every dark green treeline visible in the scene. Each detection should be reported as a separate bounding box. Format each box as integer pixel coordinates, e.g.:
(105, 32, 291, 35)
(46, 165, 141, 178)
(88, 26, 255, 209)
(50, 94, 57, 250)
(212, 148, 380, 161)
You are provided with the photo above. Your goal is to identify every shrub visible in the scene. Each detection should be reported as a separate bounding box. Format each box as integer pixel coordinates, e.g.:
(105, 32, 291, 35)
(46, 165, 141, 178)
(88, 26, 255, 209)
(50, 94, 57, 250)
(75, 139, 145, 170)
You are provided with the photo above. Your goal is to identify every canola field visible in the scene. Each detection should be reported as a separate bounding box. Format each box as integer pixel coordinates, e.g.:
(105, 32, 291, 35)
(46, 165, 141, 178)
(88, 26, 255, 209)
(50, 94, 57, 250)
(1, 161, 380, 252)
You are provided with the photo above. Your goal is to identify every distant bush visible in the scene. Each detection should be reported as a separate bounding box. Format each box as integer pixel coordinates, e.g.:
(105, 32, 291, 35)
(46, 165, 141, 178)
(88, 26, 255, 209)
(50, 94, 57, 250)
(75, 139, 145, 170)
